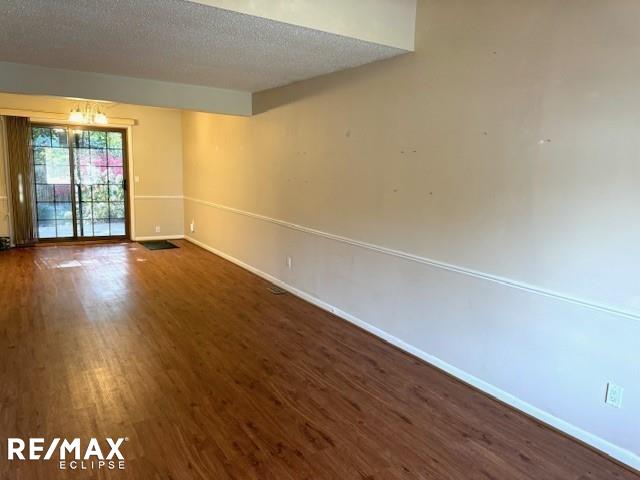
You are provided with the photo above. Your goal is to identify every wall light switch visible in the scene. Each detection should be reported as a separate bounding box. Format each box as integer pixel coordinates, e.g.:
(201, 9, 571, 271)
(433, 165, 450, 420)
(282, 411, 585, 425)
(605, 382, 624, 408)
(134, 176, 140, 183)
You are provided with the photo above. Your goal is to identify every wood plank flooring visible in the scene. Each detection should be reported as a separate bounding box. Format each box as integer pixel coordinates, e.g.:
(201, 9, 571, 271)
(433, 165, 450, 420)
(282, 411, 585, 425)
(0, 240, 637, 479)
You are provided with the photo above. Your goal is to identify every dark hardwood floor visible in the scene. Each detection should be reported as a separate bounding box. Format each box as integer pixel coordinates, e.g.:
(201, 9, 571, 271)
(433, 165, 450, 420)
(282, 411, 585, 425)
(0, 241, 636, 479)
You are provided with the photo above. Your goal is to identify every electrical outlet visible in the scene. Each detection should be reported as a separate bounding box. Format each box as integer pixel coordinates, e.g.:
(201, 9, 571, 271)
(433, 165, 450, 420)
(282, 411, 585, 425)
(605, 382, 624, 408)
(286, 256, 292, 269)
(134, 176, 140, 183)
(190, 220, 196, 233)
(155, 225, 161, 233)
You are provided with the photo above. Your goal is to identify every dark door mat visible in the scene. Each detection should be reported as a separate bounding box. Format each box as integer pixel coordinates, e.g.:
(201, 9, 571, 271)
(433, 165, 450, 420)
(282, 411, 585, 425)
(139, 240, 179, 250)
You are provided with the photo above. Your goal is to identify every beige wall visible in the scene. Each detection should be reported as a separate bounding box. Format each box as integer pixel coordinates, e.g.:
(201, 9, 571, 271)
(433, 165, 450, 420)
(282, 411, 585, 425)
(182, 0, 640, 468)
(0, 92, 183, 239)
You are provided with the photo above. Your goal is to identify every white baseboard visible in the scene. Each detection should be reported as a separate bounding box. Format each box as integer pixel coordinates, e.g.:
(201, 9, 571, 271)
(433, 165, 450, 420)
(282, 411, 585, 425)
(184, 234, 640, 472)
(134, 234, 185, 241)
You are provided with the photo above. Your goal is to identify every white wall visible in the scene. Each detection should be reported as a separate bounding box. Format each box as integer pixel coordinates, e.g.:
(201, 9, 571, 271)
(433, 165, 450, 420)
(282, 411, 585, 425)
(182, 0, 640, 469)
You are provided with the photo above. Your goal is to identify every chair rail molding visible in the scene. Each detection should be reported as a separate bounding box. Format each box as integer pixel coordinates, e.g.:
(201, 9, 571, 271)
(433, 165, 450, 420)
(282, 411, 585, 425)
(183, 195, 640, 322)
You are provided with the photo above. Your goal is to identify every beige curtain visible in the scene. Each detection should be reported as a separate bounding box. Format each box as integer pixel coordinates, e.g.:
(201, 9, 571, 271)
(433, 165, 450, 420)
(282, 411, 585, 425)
(4, 116, 37, 246)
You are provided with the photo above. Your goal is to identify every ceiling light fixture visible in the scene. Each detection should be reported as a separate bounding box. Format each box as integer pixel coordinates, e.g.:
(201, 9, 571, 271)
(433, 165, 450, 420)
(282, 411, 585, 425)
(68, 102, 109, 125)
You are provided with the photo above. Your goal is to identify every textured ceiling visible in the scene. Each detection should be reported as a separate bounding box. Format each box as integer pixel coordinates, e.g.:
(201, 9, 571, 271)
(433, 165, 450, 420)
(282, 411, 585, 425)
(0, 0, 405, 93)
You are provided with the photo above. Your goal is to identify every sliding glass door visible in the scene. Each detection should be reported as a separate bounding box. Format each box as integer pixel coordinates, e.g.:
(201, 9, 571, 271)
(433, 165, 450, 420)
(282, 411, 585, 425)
(32, 125, 129, 241)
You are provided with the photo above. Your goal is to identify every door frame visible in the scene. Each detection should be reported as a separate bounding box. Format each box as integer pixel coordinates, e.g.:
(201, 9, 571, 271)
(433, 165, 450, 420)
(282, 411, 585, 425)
(31, 123, 132, 242)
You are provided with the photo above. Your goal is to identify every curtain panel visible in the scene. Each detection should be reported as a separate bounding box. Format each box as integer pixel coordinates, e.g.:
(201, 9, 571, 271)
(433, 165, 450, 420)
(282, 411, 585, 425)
(4, 116, 37, 246)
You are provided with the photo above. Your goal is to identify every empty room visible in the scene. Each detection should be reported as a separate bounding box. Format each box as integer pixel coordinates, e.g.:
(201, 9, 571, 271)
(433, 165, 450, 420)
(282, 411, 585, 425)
(0, 1, 638, 478)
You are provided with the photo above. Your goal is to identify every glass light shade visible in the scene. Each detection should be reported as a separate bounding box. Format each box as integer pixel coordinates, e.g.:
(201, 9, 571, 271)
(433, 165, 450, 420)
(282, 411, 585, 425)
(69, 108, 86, 123)
(93, 112, 108, 125)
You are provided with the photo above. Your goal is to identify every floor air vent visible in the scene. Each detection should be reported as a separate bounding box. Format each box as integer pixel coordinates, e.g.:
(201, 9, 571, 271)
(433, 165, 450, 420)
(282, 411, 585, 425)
(267, 285, 287, 295)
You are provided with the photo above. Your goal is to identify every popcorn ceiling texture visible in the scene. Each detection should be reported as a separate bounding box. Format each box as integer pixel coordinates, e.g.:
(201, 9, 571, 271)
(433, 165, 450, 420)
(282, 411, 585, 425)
(0, 0, 405, 92)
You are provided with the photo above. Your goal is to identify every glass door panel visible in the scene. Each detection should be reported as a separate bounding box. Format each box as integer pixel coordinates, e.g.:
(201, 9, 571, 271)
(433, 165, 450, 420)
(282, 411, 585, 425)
(72, 129, 126, 238)
(32, 126, 73, 239)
